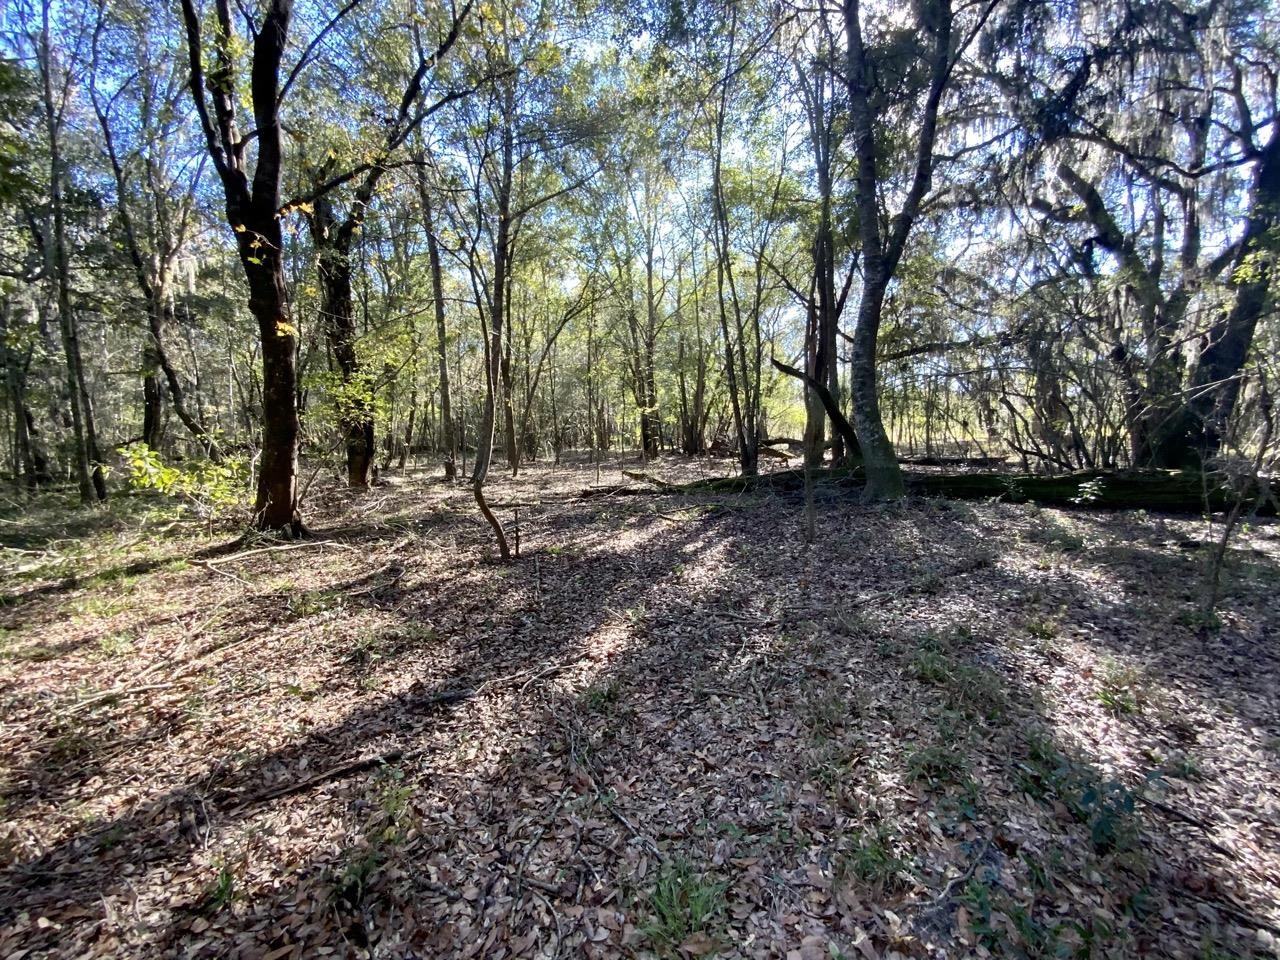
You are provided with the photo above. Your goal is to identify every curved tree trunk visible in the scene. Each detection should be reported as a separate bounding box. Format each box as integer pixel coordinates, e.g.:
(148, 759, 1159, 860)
(181, 0, 301, 533)
(472, 117, 514, 560)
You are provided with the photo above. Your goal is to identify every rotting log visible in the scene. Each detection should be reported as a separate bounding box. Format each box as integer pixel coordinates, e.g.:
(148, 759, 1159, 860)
(899, 455, 1008, 468)
(676, 467, 1278, 515)
(909, 469, 1277, 515)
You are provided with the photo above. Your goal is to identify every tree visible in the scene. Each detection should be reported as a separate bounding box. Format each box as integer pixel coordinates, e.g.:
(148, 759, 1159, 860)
(89, 0, 219, 459)
(181, 0, 301, 532)
(841, 0, 995, 500)
(35, 0, 107, 502)
(296, 3, 469, 488)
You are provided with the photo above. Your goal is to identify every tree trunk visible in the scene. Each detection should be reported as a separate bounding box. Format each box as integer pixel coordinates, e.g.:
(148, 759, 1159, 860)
(315, 227, 374, 489)
(0, 304, 50, 490)
(142, 340, 164, 449)
(841, 0, 951, 499)
(151, 293, 223, 459)
(419, 181, 456, 480)
(472, 114, 514, 560)
(501, 340, 518, 476)
(181, 0, 301, 533)
(40, 2, 105, 503)
(1174, 127, 1279, 464)
(246, 241, 302, 532)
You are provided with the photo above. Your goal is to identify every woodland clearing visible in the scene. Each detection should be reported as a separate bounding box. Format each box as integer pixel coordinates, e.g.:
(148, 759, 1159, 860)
(1, 456, 1278, 959)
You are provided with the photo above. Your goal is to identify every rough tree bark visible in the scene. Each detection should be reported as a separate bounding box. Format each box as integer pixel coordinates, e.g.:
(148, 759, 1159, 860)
(181, 0, 300, 533)
(416, 164, 457, 480)
(1176, 126, 1280, 463)
(842, 0, 966, 499)
(301, 14, 468, 488)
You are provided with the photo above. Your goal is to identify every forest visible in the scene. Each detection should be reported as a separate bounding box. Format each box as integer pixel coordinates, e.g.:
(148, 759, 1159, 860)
(1, 0, 1278, 956)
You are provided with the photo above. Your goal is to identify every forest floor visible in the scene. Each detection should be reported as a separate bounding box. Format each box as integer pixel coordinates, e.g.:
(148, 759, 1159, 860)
(1, 454, 1278, 960)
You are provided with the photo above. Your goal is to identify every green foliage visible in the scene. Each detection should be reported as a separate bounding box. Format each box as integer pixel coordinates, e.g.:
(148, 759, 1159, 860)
(1025, 610, 1062, 642)
(641, 858, 727, 954)
(581, 677, 622, 712)
(286, 587, 342, 619)
(346, 623, 434, 675)
(333, 765, 417, 909)
(802, 683, 852, 738)
(94, 632, 135, 659)
(906, 743, 969, 787)
(1016, 733, 1140, 856)
(1094, 659, 1149, 717)
(119, 443, 247, 520)
(1070, 477, 1106, 505)
(909, 635, 1007, 721)
(1175, 607, 1222, 632)
(837, 825, 908, 891)
(957, 869, 1115, 959)
(203, 863, 237, 913)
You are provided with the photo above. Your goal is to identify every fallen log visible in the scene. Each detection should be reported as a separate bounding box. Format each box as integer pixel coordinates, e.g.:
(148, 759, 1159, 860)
(908, 469, 1277, 515)
(899, 455, 1008, 468)
(677, 467, 1278, 515)
(622, 470, 674, 488)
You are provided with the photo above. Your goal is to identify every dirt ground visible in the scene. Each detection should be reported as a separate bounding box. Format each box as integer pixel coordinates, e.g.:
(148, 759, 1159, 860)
(1, 455, 1278, 959)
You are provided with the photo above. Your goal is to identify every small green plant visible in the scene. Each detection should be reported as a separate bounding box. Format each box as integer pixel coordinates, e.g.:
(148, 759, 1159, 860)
(1070, 477, 1106, 505)
(94, 823, 129, 851)
(1095, 659, 1148, 716)
(906, 743, 969, 787)
(909, 645, 1006, 721)
(913, 570, 946, 595)
(95, 632, 135, 659)
(1015, 731, 1140, 856)
(1161, 754, 1204, 782)
(287, 587, 341, 619)
(119, 441, 246, 525)
(641, 858, 727, 954)
(204, 863, 237, 913)
(332, 766, 417, 909)
(910, 649, 950, 685)
(802, 683, 850, 738)
(1079, 779, 1138, 854)
(1025, 613, 1060, 641)
(282, 681, 319, 701)
(0, 639, 57, 662)
(369, 766, 415, 841)
(1175, 607, 1222, 632)
(48, 727, 95, 765)
(837, 826, 907, 891)
(623, 604, 648, 627)
(581, 678, 622, 712)
(335, 845, 381, 908)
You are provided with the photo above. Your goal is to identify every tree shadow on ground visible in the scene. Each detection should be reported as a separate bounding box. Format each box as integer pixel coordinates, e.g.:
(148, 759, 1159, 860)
(1, 492, 1276, 958)
(0, 497, 742, 951)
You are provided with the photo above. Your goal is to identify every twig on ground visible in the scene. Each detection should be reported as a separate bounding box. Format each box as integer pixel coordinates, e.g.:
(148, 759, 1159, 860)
(622, 470, 673, 489)
(204, 540, 353, 566)
(915, 837, 992, 914)
(64, 682, 178, 716)
(227, 749, 410, 813)
(227, 660, 581, 812)
(196, 559, 249, 585)
(1137, 793, 1269, 872)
